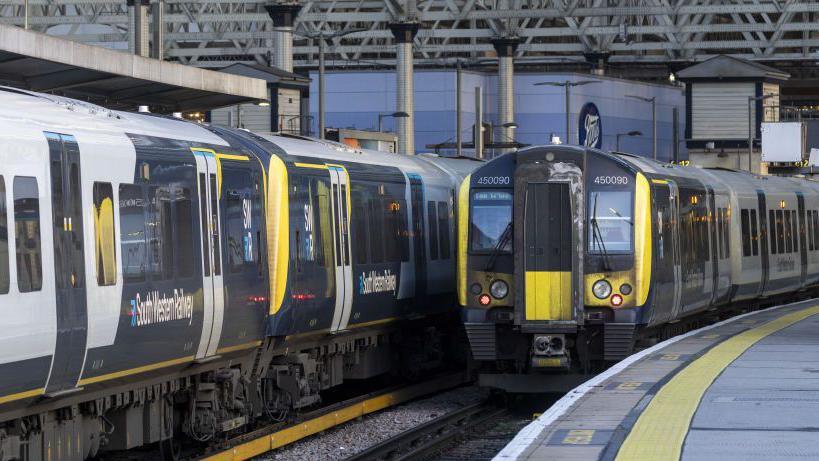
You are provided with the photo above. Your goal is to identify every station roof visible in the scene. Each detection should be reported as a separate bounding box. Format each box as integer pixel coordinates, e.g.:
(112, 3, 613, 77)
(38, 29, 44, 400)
(0, 24, 268, 113)
(677, 55, 790, 82)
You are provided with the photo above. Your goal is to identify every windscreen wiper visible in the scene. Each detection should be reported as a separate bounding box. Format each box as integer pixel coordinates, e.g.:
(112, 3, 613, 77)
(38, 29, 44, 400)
(591, 194, 612, 272)
(485, 222, 512, 272)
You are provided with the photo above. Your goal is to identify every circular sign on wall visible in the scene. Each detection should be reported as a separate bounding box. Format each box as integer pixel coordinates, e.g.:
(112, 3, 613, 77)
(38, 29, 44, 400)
(578, 102, 602, 148)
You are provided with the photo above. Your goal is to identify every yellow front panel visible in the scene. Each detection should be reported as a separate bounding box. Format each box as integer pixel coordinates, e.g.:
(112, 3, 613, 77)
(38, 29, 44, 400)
(525, 271, 572, 321)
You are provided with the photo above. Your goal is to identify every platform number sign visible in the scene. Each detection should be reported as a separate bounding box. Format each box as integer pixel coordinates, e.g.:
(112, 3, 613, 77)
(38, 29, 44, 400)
(578, 102, 602, 149)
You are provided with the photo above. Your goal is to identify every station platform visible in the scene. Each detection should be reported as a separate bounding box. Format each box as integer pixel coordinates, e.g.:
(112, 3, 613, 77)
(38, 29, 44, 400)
(495, 300, 819, 461)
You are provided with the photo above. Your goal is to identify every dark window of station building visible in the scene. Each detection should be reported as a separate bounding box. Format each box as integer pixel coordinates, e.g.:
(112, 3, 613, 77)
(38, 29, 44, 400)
(14, 176, 42, 292)
(93, 182, 116, 286)
(0, 176, 8, 294)
(437, 201, 451, 260)
(427, 201, 439, 260)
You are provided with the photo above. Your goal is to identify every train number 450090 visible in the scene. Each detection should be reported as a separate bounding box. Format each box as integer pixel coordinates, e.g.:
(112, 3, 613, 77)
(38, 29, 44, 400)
(593, 175, 629, 185)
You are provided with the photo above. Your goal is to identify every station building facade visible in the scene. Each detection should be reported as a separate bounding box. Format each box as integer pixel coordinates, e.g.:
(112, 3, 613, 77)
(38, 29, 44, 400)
(309, 70, 687, 161)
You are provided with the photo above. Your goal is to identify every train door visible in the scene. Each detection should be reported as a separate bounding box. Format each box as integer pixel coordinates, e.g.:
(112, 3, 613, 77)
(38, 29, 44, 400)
(193, 149, 224, 359)
(45, 133, 88, 394)
(329, 165, 353, 333)
(522, 182, 574, 321)
(650, 180, 681, 324)
(408, 174, 426, 299)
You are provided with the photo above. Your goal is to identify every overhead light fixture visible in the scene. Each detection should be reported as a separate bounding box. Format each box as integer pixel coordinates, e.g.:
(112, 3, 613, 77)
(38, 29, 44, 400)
(257, 100, 271, 107)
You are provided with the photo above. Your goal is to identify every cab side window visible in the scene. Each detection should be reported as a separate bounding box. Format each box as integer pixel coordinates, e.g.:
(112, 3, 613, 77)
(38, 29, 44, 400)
(14, 176, 42, 292)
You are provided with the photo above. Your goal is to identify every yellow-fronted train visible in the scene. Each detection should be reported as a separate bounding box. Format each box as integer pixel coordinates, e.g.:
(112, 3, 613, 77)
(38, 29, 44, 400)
(459, 144, 819, 392)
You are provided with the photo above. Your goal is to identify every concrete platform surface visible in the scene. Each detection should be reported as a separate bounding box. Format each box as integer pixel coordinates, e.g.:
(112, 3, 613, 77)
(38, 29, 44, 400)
(495, 300, 819, 461)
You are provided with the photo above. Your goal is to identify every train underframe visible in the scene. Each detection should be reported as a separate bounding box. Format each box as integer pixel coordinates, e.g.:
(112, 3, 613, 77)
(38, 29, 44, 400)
(468, 291, 819, 393)
(0, 315, 457, 461)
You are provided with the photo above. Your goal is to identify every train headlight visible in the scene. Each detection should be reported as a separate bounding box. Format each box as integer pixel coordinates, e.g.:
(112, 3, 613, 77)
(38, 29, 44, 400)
(620, 283, 632, 296)
(592, 280, 612, 299)
(479, 294, 492, 306)
(490, 280, 509, 299)
(470, 283, 483, 295)
(611, 294, 624, 307)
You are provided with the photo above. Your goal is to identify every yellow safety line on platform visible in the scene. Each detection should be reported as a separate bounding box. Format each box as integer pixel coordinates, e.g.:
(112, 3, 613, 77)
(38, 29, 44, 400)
(615, 304, 819, 461)
(200, 373, 465, 461)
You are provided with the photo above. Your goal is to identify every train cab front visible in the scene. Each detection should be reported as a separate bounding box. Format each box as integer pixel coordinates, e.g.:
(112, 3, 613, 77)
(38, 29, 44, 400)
(459, 147, 584, 389)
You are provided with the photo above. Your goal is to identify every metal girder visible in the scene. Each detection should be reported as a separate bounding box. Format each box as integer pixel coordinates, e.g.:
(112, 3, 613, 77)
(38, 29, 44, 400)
(3, 0, 818, 72)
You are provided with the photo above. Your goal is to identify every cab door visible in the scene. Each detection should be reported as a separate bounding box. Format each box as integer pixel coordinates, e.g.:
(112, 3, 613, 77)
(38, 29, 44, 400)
(45, 132, 88, 394)
(522, 182, 574, 321)
(328, 165, 353, 332)
(192, 149, 224, 359)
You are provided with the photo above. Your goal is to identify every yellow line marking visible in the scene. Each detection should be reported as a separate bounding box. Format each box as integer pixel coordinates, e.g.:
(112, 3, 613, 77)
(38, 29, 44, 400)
(78, 356, 195, 386)
(201, 373, 466, 461)
(0, 387, 44, 405)
(615, 305, 819, 461)
(216, 341, 263, 355)
(294, 162, 329, 170)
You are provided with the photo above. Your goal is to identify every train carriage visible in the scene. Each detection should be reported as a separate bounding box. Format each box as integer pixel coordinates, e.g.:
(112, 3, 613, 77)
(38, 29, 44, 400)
(459, 144, 819, 391)
(0, 87, 478, 461)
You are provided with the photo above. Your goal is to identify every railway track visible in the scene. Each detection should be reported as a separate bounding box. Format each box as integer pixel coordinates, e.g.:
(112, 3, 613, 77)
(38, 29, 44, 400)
(342, 398, 507, 461)
(194, 371, 470, 461)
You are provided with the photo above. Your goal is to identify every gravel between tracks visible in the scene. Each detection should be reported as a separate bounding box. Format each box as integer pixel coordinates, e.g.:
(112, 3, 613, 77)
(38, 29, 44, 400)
(256, 385, 488, 461)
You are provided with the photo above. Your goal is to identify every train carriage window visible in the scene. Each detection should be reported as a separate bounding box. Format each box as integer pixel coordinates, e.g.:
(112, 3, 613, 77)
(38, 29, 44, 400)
(368, 198, 384, 263)
(427, 201, 439, 260)
(223, 168, 258, 274)
(149, 186, 173, 280)
(385, 198, 403, 263)
(813, 210, 819, 251)
(784, 210, 793, 253)
(120, 184, 147, 283)
(397, 199, 409, 261)
(438, 201, 451, 260)
(792, 210, 799, 253)
(176, 188, 195, 278)
(198, 173, 210, 276)
(769, 210, 777, 255)
(750, 209, 758, 256)
(352, 192, 368, 265)
(341, 184, 350, 266)
(93, 182, 117, 286)
(777, 209, 786, 254)
(209, 174, 221, 276)
(807, 210, 814, 252)
(14, 176, 42, 293)
(0, 177, 8, 294)
(741, 209, 751, 257)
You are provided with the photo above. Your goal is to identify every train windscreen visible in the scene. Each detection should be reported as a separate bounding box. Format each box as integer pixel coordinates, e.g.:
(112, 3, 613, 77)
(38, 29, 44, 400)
(589, 190, 633, 253)
(470, 190, 513, 252)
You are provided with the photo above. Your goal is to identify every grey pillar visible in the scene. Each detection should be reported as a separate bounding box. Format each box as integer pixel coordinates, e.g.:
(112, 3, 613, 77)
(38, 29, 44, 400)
(151, 0, 164, 60)
(492, 38, 519, 153)
(390, 22, 420, 155)
(264, 3, 302, 73)
(128, 0, 150, 57)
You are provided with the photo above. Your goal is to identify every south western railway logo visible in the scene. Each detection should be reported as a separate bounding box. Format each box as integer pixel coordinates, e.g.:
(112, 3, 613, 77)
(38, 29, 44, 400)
(130, 289, 194, 327)
(359, 269, 397, 296)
